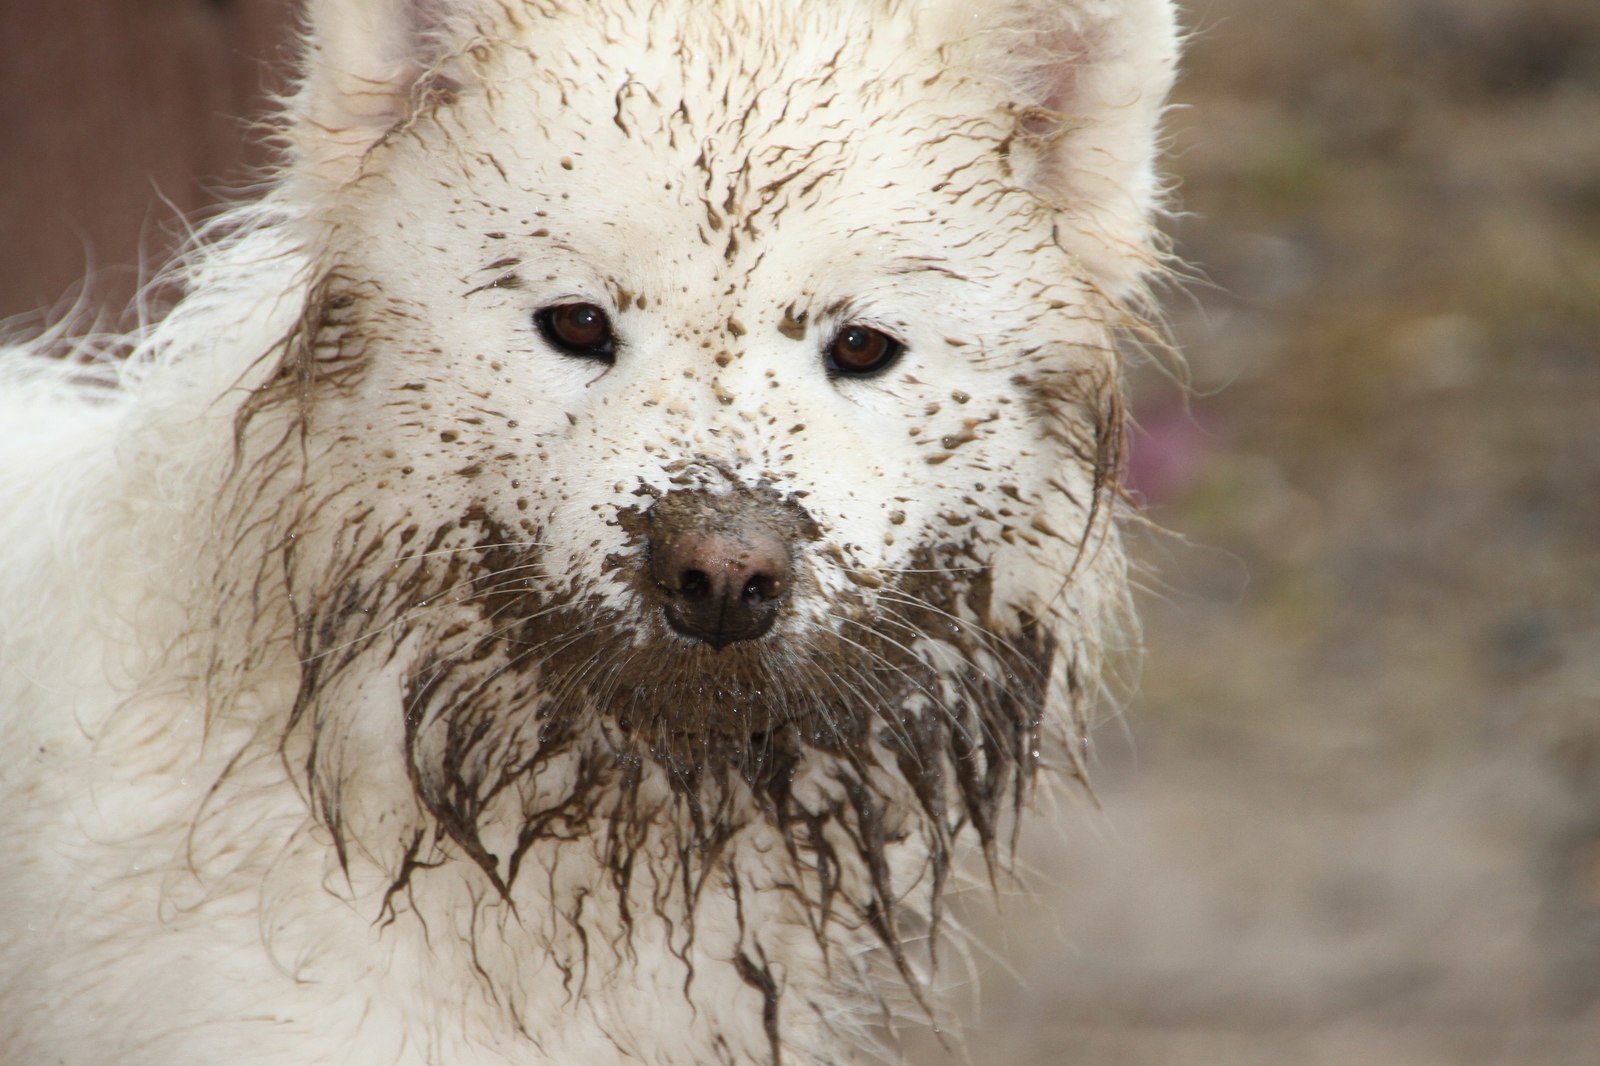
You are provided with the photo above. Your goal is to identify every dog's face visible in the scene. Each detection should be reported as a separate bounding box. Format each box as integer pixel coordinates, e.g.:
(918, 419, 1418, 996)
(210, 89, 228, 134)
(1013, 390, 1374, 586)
(251, 0, 1170, 937)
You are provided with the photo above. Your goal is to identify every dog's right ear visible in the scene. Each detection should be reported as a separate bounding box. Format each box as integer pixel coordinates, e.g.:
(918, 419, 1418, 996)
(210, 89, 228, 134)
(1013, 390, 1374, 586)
(930, 0, 1180, 300)
(289, 0, 479, 189)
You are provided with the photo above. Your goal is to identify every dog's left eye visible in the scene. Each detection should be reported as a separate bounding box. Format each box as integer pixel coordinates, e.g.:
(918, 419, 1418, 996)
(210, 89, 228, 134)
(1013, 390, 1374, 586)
(826, 324, 903, 377)
(536, 303, 616, 361)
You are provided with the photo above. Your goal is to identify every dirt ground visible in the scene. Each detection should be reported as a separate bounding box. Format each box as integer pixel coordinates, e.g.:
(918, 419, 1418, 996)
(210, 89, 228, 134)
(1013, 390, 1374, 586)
(927, 1, 1600, 1063)
(3, 1, 1596, 1063)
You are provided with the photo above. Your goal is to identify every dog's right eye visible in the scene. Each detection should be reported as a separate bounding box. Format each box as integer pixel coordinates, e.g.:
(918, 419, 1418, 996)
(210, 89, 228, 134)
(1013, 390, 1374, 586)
(825, 324, 903, 378)
(536, 303, 616, 361)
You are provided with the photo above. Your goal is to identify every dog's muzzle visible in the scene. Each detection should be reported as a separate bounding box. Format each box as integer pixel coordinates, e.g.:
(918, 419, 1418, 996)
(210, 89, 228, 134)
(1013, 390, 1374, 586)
(628, 485, 819, 650)
(649, 521, 790, 648)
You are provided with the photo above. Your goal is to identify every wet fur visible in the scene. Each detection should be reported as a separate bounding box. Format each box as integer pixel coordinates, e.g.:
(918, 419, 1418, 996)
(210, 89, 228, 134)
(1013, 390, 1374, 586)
(0, 2, 1176, 1063)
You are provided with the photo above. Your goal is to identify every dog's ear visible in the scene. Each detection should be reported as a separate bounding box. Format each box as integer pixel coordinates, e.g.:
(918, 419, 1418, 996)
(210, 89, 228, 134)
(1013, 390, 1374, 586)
(947, 0, 1180, 297)
(289, 0, 478, 188)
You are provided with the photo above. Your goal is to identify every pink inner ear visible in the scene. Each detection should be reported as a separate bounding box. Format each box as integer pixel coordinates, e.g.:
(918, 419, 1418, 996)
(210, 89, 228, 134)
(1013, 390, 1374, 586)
(394, 1, 473, 110)
(295, 0, 472, 183)
(410, 0, 460, 53)
(1015, 26, 1096, 195)
(1031, 26, 1093, 116)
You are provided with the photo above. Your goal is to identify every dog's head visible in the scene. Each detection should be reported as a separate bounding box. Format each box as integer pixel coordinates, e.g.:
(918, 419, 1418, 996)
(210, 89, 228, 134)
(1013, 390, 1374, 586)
(240, 0, 1173, 990)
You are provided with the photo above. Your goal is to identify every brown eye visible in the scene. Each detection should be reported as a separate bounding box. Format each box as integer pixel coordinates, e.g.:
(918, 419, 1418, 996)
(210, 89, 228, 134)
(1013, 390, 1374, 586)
(826, 324, 903, 377)
(536, 302, 615, 360)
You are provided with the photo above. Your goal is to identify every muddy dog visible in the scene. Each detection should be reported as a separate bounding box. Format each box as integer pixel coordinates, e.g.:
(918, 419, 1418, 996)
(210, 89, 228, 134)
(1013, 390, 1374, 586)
(0, 1, 1176, 1062)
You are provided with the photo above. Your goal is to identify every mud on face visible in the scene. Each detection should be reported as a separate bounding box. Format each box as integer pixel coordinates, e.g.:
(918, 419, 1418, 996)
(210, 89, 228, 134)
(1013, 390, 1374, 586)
(272, 429, 1067, 891)
(216, 233, 1127, 1043)
(221, 7, 1137, 1026)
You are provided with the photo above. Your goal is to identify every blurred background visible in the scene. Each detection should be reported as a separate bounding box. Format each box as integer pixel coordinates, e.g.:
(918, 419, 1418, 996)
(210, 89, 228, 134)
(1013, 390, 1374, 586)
(3, 1, 1596, 1063)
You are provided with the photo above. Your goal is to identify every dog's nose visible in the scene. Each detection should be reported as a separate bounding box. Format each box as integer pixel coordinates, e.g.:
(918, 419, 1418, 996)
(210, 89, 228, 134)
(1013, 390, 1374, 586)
(648, 523, 791, 648)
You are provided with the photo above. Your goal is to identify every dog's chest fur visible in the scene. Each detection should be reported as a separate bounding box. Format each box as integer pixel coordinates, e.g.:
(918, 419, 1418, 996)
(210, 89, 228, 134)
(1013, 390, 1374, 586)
(0, 2, 1176, 1063)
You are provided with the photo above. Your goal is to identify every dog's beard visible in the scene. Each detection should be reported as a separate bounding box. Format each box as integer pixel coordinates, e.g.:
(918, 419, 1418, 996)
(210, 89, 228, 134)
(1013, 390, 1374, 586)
(280, 500, 1060, 970)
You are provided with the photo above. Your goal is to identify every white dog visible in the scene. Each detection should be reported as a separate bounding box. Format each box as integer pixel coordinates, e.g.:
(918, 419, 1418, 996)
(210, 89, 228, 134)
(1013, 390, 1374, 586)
(0, 1, 1175, 1062)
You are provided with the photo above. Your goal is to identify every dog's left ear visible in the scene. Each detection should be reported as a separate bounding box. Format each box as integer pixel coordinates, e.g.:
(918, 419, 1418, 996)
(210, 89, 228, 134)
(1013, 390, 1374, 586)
(289, 0, 482, 190)
(945, 0, 1180, 298)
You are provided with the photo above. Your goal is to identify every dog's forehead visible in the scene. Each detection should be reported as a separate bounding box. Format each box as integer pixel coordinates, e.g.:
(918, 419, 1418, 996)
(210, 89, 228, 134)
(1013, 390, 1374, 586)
(345, 8, 1069, 375)
(472, 9, 1012, 214)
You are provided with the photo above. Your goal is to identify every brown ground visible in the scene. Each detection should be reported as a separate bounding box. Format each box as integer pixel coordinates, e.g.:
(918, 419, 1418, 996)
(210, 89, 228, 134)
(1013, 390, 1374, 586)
(4, 1, 1597, 1063)
(934, 1, 1600, 1062)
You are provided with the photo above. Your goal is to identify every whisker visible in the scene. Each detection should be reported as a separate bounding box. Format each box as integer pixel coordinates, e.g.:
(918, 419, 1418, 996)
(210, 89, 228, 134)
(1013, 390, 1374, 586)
(392, 539, 550, 566)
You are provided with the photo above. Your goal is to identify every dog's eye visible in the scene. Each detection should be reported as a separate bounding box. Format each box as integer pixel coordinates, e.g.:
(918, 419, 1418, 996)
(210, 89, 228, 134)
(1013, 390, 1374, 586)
(536, 303, 615, 360)
(826, 324, 902, 377)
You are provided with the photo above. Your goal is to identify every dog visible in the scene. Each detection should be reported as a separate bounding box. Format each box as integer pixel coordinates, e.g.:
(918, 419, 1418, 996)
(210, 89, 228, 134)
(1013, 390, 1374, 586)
(0, 1, 1176, 1062)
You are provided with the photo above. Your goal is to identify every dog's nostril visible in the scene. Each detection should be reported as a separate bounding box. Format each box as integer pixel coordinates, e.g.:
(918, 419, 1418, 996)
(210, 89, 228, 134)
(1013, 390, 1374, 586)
(681, 569, 711, 598)
(743, 574, 780, 603)
(648, 522, 793, 648)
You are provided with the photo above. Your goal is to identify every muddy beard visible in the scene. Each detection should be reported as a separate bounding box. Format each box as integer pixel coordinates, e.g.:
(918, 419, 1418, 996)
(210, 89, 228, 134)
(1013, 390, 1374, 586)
(278, 495, 1065, 994)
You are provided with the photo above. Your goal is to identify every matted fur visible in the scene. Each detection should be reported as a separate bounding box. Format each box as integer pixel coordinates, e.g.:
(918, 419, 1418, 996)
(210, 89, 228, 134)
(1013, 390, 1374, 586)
(0, 2, 1177, 1063)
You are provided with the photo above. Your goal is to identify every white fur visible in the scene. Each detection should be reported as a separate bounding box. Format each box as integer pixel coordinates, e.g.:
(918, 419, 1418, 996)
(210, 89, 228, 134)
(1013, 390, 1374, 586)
(0, 2, 1176, 1063)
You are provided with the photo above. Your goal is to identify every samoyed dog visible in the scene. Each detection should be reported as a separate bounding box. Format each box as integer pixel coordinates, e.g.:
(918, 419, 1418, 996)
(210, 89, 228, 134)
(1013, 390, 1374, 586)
(0, 1, 1176, 1062)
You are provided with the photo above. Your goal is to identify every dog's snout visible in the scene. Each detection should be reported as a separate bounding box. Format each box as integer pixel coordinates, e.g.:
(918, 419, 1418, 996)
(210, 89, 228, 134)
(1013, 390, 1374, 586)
(619, 483, 820, 650)
(649, 523, 791, 648)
